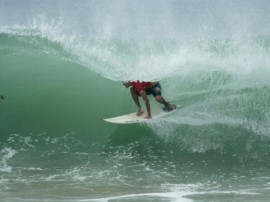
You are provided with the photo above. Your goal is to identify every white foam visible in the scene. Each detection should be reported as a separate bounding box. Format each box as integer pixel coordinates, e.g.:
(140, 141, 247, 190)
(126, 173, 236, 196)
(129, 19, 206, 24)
(1, 21, 270, 85)
(78, 183, 259, 202)
(78, 191, 193, 202)
(0, 147, 17, 172)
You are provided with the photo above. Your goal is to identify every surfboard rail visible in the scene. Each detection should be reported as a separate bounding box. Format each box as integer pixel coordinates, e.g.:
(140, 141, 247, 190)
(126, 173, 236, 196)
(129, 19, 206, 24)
(103, 104, 181, 124)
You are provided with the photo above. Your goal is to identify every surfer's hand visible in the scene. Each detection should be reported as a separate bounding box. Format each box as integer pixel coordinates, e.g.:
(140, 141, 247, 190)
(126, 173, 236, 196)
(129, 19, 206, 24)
(144, 115, 152, 119)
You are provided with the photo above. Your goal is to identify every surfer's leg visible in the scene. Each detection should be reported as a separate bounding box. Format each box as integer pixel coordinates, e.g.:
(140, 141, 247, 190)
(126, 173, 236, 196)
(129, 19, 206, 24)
(130, 87, 143, 116)
(152, 83, 176, 111)
(155, 96, 176, 111)
(151, 86, 171, 108)
(155, 95, 168, 106)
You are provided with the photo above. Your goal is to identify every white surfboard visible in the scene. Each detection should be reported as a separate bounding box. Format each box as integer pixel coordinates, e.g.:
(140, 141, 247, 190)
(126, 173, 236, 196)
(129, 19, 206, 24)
(103, 105, 181, 124)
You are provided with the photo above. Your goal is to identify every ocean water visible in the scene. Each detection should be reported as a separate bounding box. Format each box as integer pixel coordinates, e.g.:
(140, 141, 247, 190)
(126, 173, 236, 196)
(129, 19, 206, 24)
(1, 1, 270, 201)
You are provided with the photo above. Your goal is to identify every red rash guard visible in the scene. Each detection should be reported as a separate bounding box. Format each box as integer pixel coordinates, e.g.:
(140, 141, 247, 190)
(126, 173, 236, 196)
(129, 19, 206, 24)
(132, 81, 152, 94)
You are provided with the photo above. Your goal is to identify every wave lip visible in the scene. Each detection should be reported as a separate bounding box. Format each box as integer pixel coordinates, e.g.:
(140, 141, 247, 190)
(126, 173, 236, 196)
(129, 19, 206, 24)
(1, 31, 270, 157)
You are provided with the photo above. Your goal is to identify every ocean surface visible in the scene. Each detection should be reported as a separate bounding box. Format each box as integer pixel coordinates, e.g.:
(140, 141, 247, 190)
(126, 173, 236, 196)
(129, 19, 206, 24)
(1, 1, 270, 201)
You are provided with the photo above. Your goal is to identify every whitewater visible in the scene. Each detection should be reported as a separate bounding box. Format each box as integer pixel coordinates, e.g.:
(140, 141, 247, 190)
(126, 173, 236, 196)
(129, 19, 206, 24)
(1, 0, 270, 201)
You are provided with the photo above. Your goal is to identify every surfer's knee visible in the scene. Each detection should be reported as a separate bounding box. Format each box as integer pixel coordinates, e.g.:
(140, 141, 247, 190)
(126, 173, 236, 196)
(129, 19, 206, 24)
(155, 95, 163, 103)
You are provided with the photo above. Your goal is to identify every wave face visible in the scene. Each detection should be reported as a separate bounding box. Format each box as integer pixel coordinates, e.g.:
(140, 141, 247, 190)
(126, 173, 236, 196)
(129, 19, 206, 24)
(1, 1, 270, 201)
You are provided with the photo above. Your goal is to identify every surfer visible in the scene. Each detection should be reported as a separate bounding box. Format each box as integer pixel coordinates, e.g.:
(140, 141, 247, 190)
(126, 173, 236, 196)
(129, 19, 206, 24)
(123, 80, 175, 119)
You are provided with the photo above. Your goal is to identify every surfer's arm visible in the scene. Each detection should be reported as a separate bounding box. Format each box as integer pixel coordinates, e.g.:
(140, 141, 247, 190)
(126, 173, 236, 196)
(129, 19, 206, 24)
(140, 91, 151, 119)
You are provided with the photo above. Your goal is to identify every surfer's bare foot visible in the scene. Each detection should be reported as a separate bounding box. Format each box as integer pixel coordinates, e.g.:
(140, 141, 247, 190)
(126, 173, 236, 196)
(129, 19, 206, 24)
(166, 103, 176, 111)
(144, 115, 152, 119)
(136, 109, 144, 116)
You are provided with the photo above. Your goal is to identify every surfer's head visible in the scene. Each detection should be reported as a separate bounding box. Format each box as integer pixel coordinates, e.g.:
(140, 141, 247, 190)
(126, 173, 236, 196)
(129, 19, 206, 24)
(122, 81, 132, 88)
